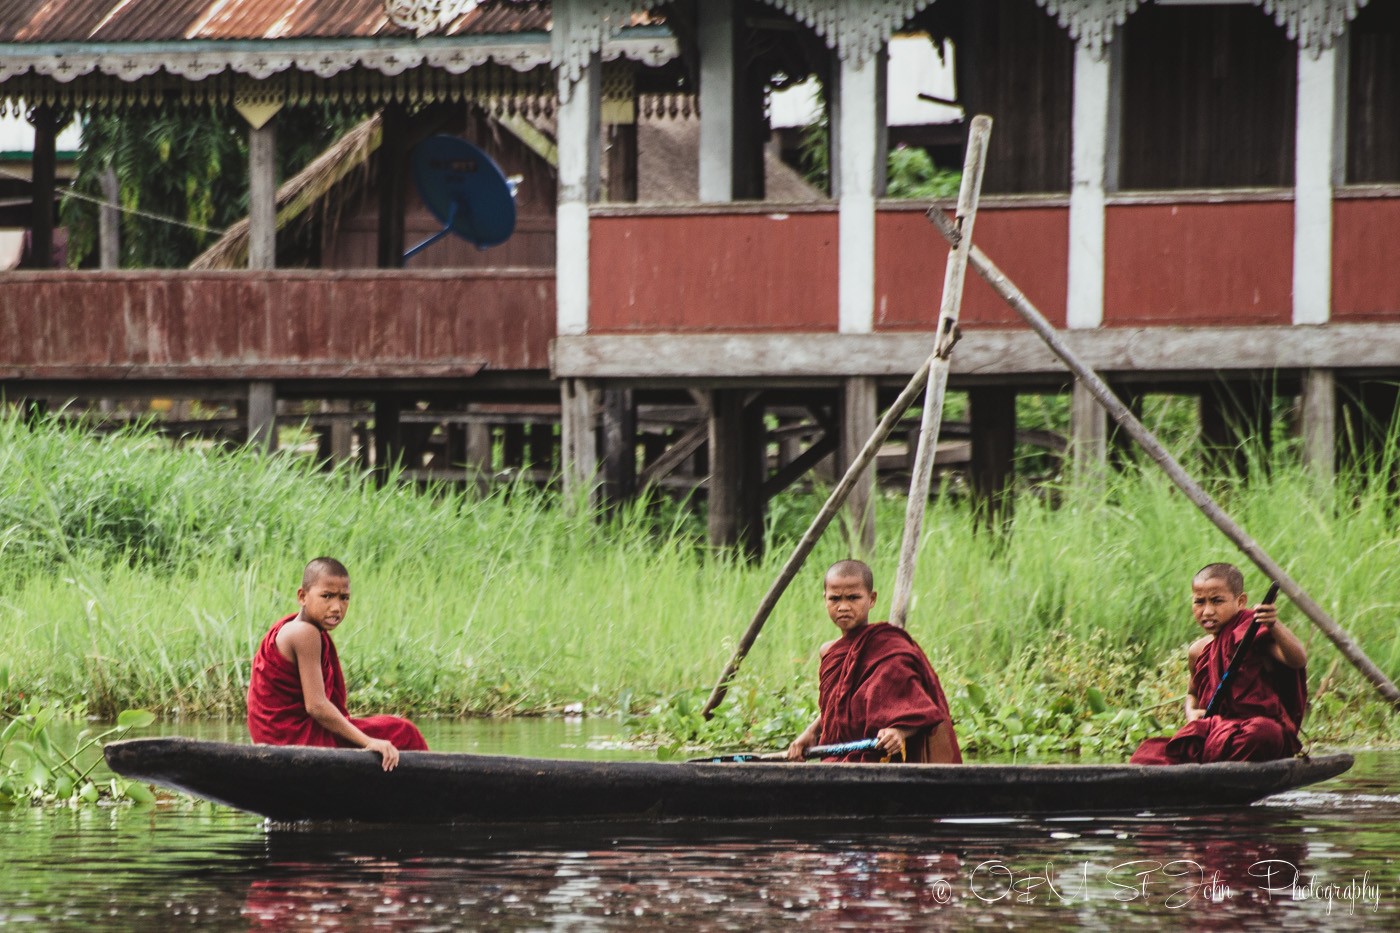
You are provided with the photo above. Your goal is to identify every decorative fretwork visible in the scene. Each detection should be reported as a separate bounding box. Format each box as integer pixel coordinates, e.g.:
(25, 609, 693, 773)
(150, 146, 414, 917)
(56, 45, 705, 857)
(1034, 0, 1143, 59)
(1256, 0, 1371, 55)
(762, 0, 936, 65)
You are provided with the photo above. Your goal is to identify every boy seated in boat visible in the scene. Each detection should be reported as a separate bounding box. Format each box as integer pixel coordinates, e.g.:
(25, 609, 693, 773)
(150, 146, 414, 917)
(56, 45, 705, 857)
(246, 557, 428, 770)
(1131, 562, 1307, 765)
(786, 560, 961, 764)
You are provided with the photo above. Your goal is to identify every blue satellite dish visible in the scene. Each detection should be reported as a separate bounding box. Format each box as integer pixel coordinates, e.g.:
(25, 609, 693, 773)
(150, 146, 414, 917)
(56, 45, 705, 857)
(405, 135, 517, 261)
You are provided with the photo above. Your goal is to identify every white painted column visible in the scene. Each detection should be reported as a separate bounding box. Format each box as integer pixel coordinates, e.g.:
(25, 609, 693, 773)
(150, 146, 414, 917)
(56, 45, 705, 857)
(1067, 38, 1119, 476)
(1293, 39, 1344, 326)
(698, 0, 736, 203)
(556, 55, 601, 337)
(837, 51, 886, 334)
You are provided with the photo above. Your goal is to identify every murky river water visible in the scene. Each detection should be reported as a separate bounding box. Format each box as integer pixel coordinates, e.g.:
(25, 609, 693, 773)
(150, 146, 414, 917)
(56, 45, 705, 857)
(4, 719, 1397, 930)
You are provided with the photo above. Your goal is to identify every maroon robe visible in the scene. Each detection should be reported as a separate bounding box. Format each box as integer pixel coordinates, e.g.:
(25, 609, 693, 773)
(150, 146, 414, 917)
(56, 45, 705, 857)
(247, 614, 428, 751)
(1131, 609, 1306, 765)
(819, 621, 962, 763)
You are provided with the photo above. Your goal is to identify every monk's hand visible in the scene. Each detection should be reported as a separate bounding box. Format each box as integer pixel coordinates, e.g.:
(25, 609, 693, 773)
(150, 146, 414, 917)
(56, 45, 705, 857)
(786, 736, 812, 761)
(365, 738, 400, 771)
(1253, 602, 1278, 631)
(874, 727, 909, 760)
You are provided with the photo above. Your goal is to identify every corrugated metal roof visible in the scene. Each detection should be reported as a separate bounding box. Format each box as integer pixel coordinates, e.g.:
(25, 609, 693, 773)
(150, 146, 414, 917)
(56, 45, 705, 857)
(0, 0, 557, 43)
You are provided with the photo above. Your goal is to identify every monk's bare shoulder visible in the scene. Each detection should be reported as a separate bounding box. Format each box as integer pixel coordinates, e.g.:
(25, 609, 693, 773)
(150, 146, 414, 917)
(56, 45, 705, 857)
(819, 637, 841, 658)
(1187, 635, 1212, 664)
(276, 618, 322, 658)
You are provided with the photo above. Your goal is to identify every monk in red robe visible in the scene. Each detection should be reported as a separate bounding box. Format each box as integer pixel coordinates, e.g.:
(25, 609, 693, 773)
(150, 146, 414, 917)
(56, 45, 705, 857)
(1131, 562, 1307, 766)
(787, 560, 961, 764)
(247, 557, 427, 770)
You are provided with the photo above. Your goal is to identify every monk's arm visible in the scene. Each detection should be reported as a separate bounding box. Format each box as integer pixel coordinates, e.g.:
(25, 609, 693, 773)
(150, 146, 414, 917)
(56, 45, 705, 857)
(1183, 638, 1209, 721)
(284, 624, 402, 771)
(786, 716, 822, 761)
(1255, 604, 1307, 669)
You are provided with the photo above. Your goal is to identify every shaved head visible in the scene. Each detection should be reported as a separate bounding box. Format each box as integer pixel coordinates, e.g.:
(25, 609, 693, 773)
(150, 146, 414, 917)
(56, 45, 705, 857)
(1194, 562, 1244, 596)
(825, 559, 874, 592)
(303, 556, 350, 589)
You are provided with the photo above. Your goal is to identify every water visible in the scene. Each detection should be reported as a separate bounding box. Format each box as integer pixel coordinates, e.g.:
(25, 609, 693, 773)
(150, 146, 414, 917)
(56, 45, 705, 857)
(4, 721, 1398, 930)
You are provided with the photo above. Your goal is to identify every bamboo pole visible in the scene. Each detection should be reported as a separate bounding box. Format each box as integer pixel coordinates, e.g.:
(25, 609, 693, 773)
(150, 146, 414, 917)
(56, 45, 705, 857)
(889, 115, 992, 627)
(928, 209, 1400, 709)
(700, 350, 942, 719)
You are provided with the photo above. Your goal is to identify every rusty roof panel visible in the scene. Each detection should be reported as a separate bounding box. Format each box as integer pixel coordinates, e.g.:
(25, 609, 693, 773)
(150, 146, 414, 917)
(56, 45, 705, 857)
(0, 0, 568, 43)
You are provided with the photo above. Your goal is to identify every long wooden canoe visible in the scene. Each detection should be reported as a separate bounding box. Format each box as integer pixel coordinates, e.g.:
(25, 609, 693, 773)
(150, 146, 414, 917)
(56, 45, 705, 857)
(104, 738, 1351, 824)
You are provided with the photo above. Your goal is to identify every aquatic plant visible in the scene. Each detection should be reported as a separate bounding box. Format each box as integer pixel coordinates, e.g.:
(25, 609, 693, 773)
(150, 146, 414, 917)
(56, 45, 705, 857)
(0, 701, 155, 807)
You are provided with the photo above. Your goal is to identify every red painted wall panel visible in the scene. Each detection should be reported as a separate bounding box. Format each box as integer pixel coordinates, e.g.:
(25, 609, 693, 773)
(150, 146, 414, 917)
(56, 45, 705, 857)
(0, 270, 554, 373)
(1333, 197, 1400, 322)
(1104, 201, 1293, 326)
(589, 212, 839, 332)
(875, 206, 1069, 329)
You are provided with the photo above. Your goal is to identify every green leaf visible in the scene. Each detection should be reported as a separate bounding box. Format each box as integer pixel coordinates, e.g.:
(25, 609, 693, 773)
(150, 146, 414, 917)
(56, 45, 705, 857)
(1085, 687, 1108, 715)
(116, 710, 156, 729)
(78, 782, 100, 804)
(965, 681, 989, 711)
(122, 781, 156, 806)
(53, 775, 74, 799)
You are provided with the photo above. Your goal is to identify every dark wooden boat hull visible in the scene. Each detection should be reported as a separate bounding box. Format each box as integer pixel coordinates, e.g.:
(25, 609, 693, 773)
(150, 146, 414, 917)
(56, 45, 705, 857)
(104, 738, 1353, 824)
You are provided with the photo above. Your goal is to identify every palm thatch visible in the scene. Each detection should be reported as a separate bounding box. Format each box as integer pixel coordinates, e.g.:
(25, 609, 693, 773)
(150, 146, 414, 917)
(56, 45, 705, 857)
(189, 113, 382, 270)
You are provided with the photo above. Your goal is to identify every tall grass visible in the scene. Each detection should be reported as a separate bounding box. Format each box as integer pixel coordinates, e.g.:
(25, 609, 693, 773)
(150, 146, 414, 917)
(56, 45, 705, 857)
(1, 411, 1398, 753)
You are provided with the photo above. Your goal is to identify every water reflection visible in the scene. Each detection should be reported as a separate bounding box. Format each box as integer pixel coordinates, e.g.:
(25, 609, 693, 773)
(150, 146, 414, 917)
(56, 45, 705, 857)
(3, 733, 1396, 930)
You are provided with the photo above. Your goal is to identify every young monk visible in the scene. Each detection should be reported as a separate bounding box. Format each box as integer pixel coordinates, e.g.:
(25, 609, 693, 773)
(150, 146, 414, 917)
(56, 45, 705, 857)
(786, 559, 961, 764)
(247, 557, 428, 771)
(1131, 562, 1307, 765)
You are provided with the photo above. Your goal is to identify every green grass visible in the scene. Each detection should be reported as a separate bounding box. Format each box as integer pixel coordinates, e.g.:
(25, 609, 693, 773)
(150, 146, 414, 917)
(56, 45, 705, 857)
(1, 410, 1399, 757)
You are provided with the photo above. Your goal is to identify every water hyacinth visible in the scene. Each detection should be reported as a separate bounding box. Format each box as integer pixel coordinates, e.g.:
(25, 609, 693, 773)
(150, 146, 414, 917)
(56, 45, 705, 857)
(1, 409, 1398, 756)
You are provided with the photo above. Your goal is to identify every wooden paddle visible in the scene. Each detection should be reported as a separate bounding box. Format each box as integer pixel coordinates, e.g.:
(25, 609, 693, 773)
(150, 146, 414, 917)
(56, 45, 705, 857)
(1203, 581, 1281, 718)
(689, 738, 879, 763)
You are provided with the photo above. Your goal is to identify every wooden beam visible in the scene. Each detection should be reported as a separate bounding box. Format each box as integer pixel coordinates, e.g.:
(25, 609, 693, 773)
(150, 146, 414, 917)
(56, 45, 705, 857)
(599, 386, 636, 506)
(762, 430, 838, 499)
(638, 421, 707, 488)
(246, 381, 277, 452)
(99, 167, 120, 269)
(707, 389, 765, 557)
(842, 376, 877, 555)
(248, 119, 277, 270)
(968, 385, 1016, 512)
(552, 324, 1400, 380)
(1301, 368, 1336, 482)
(377, 104, 408, 268)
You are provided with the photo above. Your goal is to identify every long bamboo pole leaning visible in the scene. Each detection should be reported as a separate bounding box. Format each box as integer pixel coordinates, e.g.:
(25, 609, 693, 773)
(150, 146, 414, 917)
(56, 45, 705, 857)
(928, 209, 1400, 709)
(889, 114, 992, 627)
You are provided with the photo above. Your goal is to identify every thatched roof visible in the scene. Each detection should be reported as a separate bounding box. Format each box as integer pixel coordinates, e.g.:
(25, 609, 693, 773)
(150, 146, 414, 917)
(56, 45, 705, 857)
(188, 113, 382, 270)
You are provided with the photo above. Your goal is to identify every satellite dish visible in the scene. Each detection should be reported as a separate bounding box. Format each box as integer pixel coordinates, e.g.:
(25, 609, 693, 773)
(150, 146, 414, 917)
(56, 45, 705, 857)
(404, 134, 517, 262)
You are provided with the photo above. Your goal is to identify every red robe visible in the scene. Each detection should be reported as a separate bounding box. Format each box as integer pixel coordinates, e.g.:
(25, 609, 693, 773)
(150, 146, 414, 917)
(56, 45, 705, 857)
(819, 621, 961, 763)
(247, 614, 427, 751)
(1131, 609, 1306, 765)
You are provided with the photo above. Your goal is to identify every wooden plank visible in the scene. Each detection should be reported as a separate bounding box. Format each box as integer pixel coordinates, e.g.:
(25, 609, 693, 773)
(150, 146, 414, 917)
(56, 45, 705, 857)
(0, 363, 485, 380)
(638, 421, 707, 488)
(551, 324, 1400, 379)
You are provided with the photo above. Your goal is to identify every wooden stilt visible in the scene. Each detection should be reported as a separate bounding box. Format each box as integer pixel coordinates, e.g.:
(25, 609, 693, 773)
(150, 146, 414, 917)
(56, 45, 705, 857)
(1071, 381, 1107, 480)
(842, 377, 878, 556)
(890, 114, 993, 627)
(26, 105, 57, 269)
(929, 209, 1400, 710)
(707, 390, 765, 557)
(246, 381, 277, 453)
(968, 385, 1016, 520)
(560, 378, 599, 507)
(1301, 368, 1336, 482)
(600, 386, 637, 507)
(373, 397, 401, 485)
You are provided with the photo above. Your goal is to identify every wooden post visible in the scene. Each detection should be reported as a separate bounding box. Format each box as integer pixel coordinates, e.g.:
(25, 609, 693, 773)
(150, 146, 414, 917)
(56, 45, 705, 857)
(707, 390, 765, 557)
(246, 381, 277, 452)
(374, 397, 401, 485)
(528, 422, 555, 473)
(890, 114, 992, 628)
(99, 167, 121, 269)
(377, 104, 408, 268)
(1071, 382, 1107, 479)
(26, 105, 57, 269)
(968, 385, 1016, 519)
(842, 377, 878, 556)
(1301, 368, 1336, 482)
(600, 387, 637, 507)
(606, 122, 638, 203)
(929, 209, 1400, 710)
(248, 118, 277, 269)
(560, 378, 599, 507)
